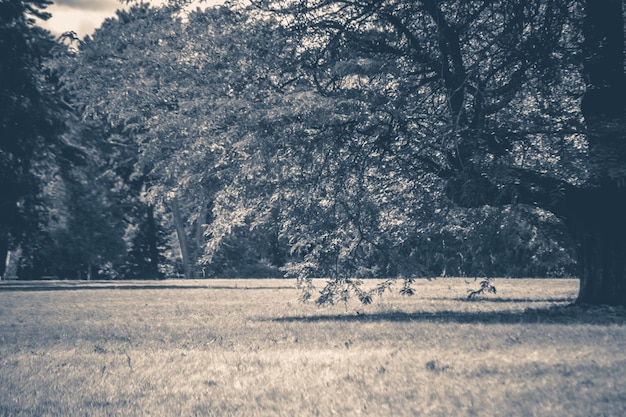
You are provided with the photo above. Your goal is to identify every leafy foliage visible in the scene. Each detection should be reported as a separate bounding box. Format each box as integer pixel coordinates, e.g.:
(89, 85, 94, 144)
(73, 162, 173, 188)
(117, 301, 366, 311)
(16, 0, 621, 309)
(190, 0, 578, 302)
(0, 0, 88, 276)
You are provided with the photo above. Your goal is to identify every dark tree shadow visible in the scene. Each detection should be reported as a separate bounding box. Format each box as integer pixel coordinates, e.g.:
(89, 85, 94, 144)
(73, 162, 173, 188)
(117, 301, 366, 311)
(268, 304, 626, 325)
(427, 297, 575, 303)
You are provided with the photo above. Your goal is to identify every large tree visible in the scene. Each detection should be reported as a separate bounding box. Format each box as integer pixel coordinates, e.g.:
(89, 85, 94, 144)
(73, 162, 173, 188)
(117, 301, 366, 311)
(574, 0, 626, 304)
(55, 4, 297, 278)
(52, 4, 201, 277)
(0, 0, 82, 277)
(243, 0, 624, 305)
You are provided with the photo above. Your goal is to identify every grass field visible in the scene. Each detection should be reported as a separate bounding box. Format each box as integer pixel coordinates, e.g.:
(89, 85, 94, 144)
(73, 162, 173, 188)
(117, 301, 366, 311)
(0, 278, 625, 416)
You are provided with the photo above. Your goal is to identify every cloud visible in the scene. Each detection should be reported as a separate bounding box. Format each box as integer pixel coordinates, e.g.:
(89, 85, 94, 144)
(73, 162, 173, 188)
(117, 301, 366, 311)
(39, 7, 110, 37)
(52, 0, 120, 12)
(39, 0, 224, 38)
(40, 0, 158, 37)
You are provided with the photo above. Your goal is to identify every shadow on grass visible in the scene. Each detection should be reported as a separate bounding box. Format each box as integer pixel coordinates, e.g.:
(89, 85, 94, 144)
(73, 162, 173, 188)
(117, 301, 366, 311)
(427, 297, 575, 304)
(269, 305, 626, 325)
(0, 282, 294, 292)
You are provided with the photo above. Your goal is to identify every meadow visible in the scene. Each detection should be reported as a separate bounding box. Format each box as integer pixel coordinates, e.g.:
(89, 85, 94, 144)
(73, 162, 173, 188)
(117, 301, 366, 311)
(0, 278, 625, 416)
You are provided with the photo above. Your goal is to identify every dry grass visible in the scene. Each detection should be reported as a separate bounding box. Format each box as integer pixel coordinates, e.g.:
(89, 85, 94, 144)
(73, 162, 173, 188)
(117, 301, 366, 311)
(0, 278, 625, 416)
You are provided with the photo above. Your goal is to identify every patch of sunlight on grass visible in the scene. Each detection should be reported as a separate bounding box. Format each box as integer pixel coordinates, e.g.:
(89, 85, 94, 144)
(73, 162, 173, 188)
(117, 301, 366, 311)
(0, 278, 625, 416)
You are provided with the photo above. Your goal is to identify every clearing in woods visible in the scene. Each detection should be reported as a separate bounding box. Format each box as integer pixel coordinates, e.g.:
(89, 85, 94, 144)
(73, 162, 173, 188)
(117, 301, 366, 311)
(0, 278, 625, 416)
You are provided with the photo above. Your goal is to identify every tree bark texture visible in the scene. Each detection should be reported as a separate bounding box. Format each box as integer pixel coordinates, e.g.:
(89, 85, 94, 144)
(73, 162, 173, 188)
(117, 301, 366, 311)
(192, 199, 209, 270)
(170, 197, 195, 279)
(0, 232, 7, 278)
(4, 246, 21, 279)
(575, 0, 626, 305)
(146, 205, 161, 278)
(577, 229, 626, 305)
(561, 187, 626, 306)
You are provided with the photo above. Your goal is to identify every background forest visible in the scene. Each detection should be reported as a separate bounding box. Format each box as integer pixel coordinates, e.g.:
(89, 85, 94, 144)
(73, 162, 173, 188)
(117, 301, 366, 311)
(2, 0, 623, 303)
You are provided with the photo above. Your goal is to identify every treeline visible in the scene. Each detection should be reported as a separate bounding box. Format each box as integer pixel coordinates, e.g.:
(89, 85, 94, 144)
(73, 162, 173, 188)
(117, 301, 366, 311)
(2, 0, 609, 284)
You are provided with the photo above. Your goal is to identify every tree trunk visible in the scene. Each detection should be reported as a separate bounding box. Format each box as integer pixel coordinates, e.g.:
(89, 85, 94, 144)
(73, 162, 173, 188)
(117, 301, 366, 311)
(564, 187, 626, 306)
(146, 205, 162, 278)
(192, 199, 210, 270)
(573, 0, 626, 306)
(0, 232, 8, 278)
(169, 196, 195, 279)
(577, 232, 626, 306)
(4, 246, 21, 279)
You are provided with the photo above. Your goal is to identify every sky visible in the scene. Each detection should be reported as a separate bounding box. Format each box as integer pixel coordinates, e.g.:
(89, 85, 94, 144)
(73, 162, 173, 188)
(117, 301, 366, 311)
(37, 0, 223, 39)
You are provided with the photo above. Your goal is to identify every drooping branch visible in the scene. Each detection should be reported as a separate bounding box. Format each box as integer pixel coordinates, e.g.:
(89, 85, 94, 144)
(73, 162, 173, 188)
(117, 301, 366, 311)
(443, 165, 577, 216)
(421, 0, 468, 121)
(382, 13, 442, 75)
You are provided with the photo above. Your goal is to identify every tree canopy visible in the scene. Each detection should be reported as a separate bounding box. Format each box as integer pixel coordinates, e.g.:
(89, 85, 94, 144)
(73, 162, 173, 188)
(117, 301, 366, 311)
(214, 0, 623, 304)
(4, 0, 625, 306)
(0, 0, 84, 277)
